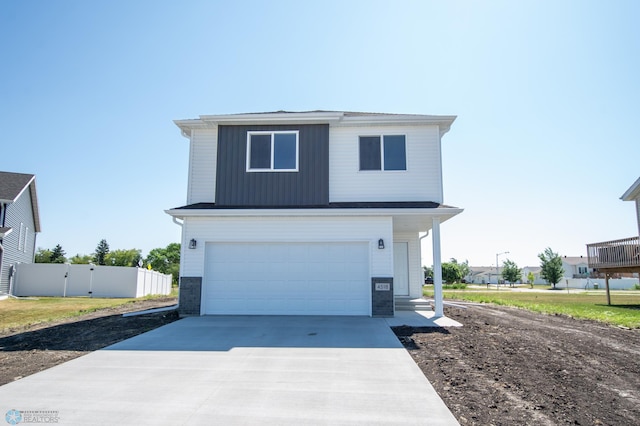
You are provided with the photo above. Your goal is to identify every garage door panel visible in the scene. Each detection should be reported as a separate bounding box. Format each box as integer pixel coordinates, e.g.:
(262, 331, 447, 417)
(204, 242, 370, 315)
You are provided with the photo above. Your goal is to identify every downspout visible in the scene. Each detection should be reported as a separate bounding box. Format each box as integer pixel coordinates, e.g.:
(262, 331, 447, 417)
(123, 217, 183, 317)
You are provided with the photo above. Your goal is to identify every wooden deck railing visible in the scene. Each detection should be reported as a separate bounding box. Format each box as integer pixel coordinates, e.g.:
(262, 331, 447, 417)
(586, 236, 640, 270)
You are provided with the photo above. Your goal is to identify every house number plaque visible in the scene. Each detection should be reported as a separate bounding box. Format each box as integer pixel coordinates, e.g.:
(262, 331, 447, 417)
(375, 283, 391, 291)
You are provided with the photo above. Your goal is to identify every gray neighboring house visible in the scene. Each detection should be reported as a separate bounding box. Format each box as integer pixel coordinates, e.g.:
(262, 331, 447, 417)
(0, 171, 41, 295)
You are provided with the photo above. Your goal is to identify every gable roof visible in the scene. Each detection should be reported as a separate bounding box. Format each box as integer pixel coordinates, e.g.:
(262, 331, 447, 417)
(0, 171, 41, 232)
(621, 176, 640, 201)
(174, 110, 457, 138)
(561, 256, 589, 266)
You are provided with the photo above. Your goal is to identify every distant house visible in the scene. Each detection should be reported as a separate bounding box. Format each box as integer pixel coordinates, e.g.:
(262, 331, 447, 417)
(0, 171, 41, 295)
(560, 256, 594, 279)
(166, 111, 463, 317)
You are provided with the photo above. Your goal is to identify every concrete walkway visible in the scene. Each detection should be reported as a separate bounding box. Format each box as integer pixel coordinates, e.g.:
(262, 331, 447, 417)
(0, 316, 459, 425)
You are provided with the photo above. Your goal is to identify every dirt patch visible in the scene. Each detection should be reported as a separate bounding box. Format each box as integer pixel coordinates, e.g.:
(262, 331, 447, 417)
(0, 297, 179, 386)
(394, 304, 640, 425)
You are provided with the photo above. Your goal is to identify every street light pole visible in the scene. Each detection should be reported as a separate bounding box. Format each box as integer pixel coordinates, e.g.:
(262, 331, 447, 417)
(496, 251, 509, 290)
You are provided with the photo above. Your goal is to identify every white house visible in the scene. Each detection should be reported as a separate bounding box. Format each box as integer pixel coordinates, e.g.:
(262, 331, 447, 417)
(166, 111, 462, 317)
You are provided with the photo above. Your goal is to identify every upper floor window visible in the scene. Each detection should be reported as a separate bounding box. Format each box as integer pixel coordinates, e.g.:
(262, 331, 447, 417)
(247, 131, 299, 172)
(359, 135, 406, 171)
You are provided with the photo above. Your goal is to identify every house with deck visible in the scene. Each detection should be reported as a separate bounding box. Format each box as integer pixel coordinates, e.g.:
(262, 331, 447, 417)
(0, 171, 41, 295)
(167, 111, 462, 317)
(586, 176, 640, 302)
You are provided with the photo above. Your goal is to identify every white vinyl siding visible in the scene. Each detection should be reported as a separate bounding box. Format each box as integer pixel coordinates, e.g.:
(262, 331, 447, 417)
(180, 216, 393, 280)
(330, 125, 443, 203)
(187, 128, 218, 204)
(1, 187, 37, 294)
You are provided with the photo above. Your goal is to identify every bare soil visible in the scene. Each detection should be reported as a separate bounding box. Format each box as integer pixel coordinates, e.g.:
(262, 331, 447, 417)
(1, 298, 639, 425)
(394, 304, 640, 426)
(0, 297, 179, 386)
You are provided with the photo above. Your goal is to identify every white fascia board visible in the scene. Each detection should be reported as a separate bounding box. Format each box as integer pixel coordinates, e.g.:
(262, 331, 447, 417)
(621, 176, 640, 201)
(173, 119, 211, 138)
(165, 207, 463, 219)
(199, 111, 345, 125)
(336, 115, 457, 136)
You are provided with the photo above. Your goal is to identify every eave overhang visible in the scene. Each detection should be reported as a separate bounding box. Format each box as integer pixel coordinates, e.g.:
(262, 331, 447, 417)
(174, 111, 457, 138)
(621, 176, 640, 201)
(165, 205, 463, 232)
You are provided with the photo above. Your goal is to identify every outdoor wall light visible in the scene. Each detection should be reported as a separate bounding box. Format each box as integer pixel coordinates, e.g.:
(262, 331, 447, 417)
(189, 239, 197, 249)
(378, 239, 385, 249)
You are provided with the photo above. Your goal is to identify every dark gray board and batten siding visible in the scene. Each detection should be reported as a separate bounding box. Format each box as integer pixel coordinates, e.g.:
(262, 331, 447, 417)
(215, 124, 329, 207)
(0, 187, 37, 294)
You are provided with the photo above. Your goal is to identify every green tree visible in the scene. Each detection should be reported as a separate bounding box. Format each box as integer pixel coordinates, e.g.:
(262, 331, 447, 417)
(441, 261, 463, 284)
(49, 244, 67, 264)
(538, 247, 564, 289)
(34, 248, 53, 263)
(69, 253, 92, 264)
(93, 239, 110, 266)
(146, 243, 180, 284)
(105, 249, 142, 267)
(501, 259, 521, 287)
(527, 271, 535, 289)
(458, 259, 470, 282)
(423, 266, 433, 280)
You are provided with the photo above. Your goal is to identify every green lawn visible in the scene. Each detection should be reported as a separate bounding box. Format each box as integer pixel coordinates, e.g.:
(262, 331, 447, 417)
(423, 287, 640, 328)
(0, 294, 174, 332)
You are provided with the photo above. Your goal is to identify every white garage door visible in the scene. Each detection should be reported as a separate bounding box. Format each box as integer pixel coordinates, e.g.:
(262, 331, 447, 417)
(203, 242, 370, 315)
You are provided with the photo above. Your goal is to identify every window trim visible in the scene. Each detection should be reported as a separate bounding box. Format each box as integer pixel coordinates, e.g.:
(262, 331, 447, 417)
(358, 134, 407, 172)
(246, 130, 299, 172)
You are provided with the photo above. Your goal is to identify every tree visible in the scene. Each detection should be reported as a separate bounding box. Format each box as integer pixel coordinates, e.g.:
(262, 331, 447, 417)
(423, 266, 433, 280)
(538, 247, 564, 289)
(527, 271, 535, 289)
(49, 244, 67, 264)
(458, 259, 470, 282)
(501, 259, 521, 287)
(34, 248, 53, 263)
(146, 243, 180, 284)
(93, 239, 110, 266)
(70, 254, 92, 264)
(105, 249, 142, 267)
(441, 261, 463, 284)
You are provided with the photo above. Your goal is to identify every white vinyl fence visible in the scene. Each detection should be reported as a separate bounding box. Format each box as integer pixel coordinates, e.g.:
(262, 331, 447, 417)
(12, 263, 172, 298)
(558, 277, 639, 290)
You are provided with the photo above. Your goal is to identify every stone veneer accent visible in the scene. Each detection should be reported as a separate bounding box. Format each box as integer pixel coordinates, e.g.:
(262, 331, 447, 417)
(371, 277, 394, 317)
(179, 276, 202, 316)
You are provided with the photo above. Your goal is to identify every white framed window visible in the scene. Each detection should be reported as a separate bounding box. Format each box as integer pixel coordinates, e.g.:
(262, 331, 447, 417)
(246, 131, 299, 172)
(359, 135, 407, 171)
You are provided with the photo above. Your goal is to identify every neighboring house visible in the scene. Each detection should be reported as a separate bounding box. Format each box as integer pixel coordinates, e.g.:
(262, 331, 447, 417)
(586, 177, 640, 300)
(561, 256, 594, 279)
(167, 111, 462, 317)
(467, 266, 497, 284)
(0, 171, 41, 295)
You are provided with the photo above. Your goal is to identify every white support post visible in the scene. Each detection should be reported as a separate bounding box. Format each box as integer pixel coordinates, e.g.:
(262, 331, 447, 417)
(431, 217, 444, 317)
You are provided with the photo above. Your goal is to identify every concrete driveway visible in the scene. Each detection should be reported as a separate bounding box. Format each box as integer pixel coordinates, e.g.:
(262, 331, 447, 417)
(0, 316, 458, 425)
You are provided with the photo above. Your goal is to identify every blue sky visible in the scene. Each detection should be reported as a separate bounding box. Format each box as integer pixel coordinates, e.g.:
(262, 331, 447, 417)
(1, 0, 639, 268)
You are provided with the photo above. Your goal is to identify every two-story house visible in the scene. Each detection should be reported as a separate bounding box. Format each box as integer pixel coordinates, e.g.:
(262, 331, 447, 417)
(0, 171, 41, 295)
(166, 111, 462, 317)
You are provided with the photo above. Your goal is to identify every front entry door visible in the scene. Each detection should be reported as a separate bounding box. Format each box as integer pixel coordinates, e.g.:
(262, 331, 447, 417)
(393, 242, 409, 296)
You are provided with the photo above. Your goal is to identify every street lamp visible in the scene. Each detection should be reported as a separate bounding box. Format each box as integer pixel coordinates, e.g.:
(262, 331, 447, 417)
(496, 251, 509, 289)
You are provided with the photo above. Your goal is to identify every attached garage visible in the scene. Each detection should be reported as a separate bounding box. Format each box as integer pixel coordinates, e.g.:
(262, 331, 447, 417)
(203, 242, 370, 315)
